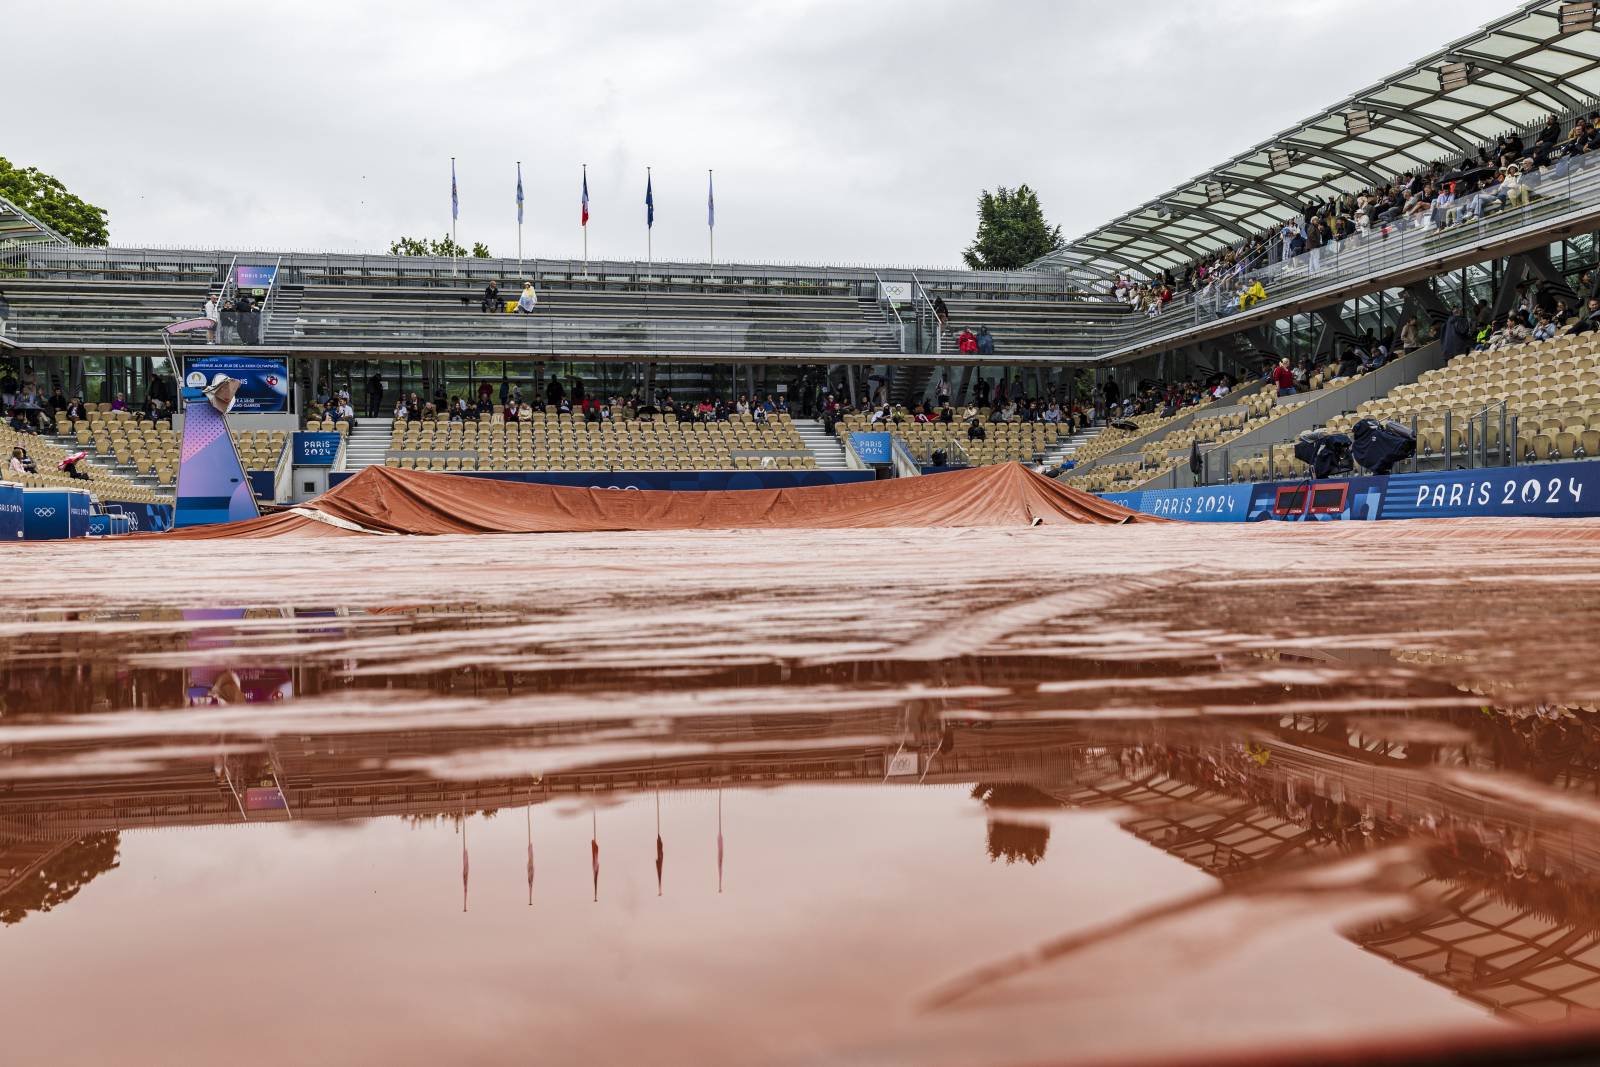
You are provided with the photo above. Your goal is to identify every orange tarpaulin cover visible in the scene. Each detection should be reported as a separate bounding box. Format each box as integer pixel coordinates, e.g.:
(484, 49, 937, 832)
(161, 462, 1156, 538)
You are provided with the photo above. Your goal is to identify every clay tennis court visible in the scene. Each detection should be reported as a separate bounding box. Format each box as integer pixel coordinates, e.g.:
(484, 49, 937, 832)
(5, 469, 1600, 1064)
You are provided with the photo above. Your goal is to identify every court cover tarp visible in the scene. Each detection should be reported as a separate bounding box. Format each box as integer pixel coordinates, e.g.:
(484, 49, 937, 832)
(161, 462, 1156, 538)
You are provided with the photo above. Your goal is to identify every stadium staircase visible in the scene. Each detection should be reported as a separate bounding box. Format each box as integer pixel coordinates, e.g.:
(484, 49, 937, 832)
(1040, 425, 1101, 468)
(857, 298, 903, 355)
(793, 419, 851, 470)
(342, 421, 391, 471)
(892, 365, 936, 408)
(262, 285, 304, 346)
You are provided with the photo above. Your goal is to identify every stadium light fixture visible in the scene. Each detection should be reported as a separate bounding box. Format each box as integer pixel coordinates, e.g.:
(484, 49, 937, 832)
(1559, 1, 1597, 34)
(1268, 148, 1293, 173)
(1439, 61, 1472, 92)
(1343, 110, 1373, 135)
(1204, 182, 1225, 204)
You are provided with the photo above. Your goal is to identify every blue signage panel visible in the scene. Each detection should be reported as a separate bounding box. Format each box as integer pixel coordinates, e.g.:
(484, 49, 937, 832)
(293, 431, 342, 466)
(181, 355, 289, 413)
(850, 432, 893, 465)
(0, 483, 22, 540)
(24, 489, 93, 540)
(1104, 460, 1600, 524)
(109, 502, 173, 533)
(1102, 484, 1254, 522)
(234, 265, 278, 295)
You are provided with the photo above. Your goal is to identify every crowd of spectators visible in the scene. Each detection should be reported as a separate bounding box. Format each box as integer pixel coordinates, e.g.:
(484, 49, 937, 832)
(1, 367, 174, 435)
(1088, 374, 1233, 421)
(346, 374, 797, 430)
(1110, 110, 1600, 314)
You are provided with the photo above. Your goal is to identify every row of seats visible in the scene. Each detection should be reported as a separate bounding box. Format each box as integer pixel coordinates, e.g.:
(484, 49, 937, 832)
(387, 410, 806, 469)
(1, 277, 214, 346)
(830, 410, 1068, 466)
(383, 455, 819, 472)
(2, 426, 172, 504)
(1230, 334, 1600, 481)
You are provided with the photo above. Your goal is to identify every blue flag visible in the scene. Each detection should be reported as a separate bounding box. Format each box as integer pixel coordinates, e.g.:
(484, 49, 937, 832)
(646, 172, 654, 229)
(707, 172, 715, 229)
(451, 159, 459, 222)
(516, 162, 523, 225)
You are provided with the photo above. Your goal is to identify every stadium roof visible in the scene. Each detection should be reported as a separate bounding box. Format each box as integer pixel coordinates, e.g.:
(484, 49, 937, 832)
(1034, 0, 1600, 283)
(0, 193, 65, 246)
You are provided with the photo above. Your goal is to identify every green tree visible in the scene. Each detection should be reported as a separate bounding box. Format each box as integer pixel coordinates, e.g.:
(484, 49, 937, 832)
(0, 156, 109, 245)
(962, 185, 1062, 271)
(388, 234, 491, 258)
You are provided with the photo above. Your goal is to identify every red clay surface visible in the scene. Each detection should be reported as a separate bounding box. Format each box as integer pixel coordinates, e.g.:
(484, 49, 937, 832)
(5, 517, 1600, 1064)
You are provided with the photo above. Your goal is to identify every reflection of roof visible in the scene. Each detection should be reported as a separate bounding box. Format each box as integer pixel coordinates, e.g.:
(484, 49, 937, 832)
(1034, 0, 1600, 281)
(0, 192, 66, 246)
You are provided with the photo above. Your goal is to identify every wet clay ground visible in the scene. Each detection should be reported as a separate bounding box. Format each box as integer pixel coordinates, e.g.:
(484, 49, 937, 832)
(7, 520, 1600, 1065)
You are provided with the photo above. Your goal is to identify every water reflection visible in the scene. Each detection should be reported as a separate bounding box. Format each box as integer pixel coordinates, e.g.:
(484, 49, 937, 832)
(5, 597, 1600, 1060)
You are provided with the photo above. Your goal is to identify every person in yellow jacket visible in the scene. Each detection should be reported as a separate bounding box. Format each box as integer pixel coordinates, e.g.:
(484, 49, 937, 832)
(1239, 280, 1267, 310)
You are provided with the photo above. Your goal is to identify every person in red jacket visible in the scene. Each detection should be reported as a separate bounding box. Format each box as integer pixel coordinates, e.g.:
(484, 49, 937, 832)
(958, 328, 978, 354)
(1271, 356, 1297, 395)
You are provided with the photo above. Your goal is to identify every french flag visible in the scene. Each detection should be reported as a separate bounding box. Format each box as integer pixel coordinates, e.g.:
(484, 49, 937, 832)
(581, 167, 590, 227)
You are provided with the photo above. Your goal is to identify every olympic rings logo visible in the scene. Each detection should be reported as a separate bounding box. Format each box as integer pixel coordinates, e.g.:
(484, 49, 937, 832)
(32, 507, 55, 516)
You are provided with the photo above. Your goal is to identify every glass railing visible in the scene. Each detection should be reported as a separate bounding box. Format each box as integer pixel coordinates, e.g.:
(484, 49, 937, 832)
(1108, 153, 1600, 354)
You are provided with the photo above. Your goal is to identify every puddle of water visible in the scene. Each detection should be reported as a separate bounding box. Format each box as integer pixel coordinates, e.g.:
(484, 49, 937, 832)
(6, 525, 1600, 1063)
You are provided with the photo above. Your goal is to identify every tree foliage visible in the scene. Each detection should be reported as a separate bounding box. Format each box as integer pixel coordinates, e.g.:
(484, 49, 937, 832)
(389, 234, 491, 258)
(0, 156, 109, 245)
(962, 185, 1062, 271)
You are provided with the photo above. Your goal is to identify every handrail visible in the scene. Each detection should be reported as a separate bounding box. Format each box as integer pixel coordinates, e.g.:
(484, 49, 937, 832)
(873, 271, 906, 353)
(258, 255, 284, 341)
(910, 272, 939, 356)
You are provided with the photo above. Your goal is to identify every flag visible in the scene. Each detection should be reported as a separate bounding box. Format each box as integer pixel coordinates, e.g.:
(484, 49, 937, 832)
(451, 159, 458, 222)
(516, 162, 524, 225)
(645, 172, 654, 229)
(707, 171, 715, 229)
(581, 167, 590, 227)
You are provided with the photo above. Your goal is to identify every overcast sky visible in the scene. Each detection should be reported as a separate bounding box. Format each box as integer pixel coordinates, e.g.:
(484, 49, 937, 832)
(7, 0, 1517, 267)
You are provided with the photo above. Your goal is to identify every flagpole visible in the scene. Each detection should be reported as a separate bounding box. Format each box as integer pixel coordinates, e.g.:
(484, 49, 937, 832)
(451, 156, 458, 278)
(707, 169, 715, 281)
(646, 165, 653, 281)
(582, 163, 589, 281)
(516, 160, 523, 269)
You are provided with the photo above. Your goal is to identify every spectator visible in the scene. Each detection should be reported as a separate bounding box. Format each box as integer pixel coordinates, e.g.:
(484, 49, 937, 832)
(936, 374, 951, 408)
(1271, 356, 1297, 395)
(1532, 312, 1557, 342)
(393, 397, 410, 421)
(516, 282, 538, 314)
(47, 386, 66, 415)
(932, 296, 950, 331)
(1441, 306, 1474, 359)
(7, 408, 33, 434)
(967, 418, 986, 441)
(203, 295, 219, 345)
(1570, 297, 1600, 336)
(481, 280, 502, 314)
(545, 374, 565, 408)
(110, 392, 127, 412)
(9, 445, 34, 475)
(60, 452, 90, 481)
(503, 399, 520, 423)
(517, 400, 533, 421)
(0, 369, 15, 409)
(976, 326, 995, 355)
(957, 328, 978, 355)
(65, 395, 88, 422)
(366, 371, 384, 418)
(333, 395, 357, 427)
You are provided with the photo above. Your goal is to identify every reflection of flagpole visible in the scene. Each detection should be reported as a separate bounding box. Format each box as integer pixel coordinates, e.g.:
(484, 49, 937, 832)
(655, 790, 663, 897)
(591, 809, 600, 903)
(526, 794, 535, 907)
(461, 804, 470, 914)
(717, 786, 724, 894)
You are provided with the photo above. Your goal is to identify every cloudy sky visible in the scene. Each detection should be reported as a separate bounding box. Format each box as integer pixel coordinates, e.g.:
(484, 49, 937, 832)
(8, 0, 1516, 266)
